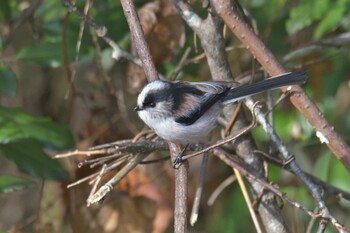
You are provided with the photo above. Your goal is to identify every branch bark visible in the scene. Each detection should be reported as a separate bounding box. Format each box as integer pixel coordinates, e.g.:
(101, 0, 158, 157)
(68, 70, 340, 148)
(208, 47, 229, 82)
(169, 143, 188, 233)
(120, 0, 158, 82)
(171, 1, 290, 232)
(211, 0, 350, 172)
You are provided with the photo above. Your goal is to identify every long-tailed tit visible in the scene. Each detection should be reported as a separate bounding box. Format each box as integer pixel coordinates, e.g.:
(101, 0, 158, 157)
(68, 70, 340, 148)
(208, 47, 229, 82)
(134, 71, 307, 162)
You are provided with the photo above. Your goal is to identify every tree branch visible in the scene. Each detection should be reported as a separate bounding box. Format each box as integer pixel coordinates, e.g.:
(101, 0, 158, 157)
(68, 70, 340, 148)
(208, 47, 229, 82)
(171, 0, 290, 231)
(211, 0, 350, 172)
(169, 143, 188, 233)
(120, 0, 158, 82)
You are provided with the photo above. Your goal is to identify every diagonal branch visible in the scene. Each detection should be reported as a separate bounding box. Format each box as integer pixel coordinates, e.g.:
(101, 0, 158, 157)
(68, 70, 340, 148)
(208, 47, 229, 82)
(120, 0, 159, 82)
(171, 0, 290, 232)
(211, 0, 350, 172)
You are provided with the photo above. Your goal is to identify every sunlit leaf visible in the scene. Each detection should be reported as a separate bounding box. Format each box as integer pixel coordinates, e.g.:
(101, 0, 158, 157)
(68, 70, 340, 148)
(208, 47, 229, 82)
(0, 140, 69, 180)
(313, 4, 346, 40)
(0, 65, 17, 96)
(0, 175, 35, 193)
(0, 106, 73, 149)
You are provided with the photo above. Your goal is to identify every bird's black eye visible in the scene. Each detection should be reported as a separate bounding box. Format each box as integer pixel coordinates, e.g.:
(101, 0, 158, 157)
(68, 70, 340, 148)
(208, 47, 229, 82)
(143, 94, 156, 108)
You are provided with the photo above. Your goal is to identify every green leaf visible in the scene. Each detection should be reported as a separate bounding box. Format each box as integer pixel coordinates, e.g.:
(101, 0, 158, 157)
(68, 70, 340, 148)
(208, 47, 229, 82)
(0, 35, 3, 50)
(0, 0, 12, 21)
(286, 3, 313, 35)
(312, 0, 330, 19)
(0, 140, 69, 180)
(313, 4, 346, 40)
(0, 106, 73, 149)
(16, 42, 64, 67)
(35, 0, 67, 23)
(328, 154, 350, 192)
(0, 175, 35, 193)
(0, 65, 17, 96)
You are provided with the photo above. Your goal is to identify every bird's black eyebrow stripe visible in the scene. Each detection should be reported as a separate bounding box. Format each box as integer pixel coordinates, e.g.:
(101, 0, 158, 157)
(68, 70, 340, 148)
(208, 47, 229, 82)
(143, 94, 155, 105)
(142, 84, 171, 107)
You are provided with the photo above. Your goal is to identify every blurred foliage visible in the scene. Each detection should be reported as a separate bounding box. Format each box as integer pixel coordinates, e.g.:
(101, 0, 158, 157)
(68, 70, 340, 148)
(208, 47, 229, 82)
(286, 0, 350, 40)
(0, 65, 17, 96)
(0, 0, 349, 232)
(0, 107, 73, 149)
(0, 139, 69, 180)
(0, 105, 72, 180)
(0, 175, 34, 193)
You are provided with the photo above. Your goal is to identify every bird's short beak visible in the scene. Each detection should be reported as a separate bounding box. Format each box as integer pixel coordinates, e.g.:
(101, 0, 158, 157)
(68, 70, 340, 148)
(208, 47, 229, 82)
(134, 106, 142, 112)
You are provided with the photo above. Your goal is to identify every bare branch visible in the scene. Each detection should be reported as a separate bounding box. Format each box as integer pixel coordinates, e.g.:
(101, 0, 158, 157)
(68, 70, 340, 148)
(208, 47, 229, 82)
(120, 0, 159, 82)
(60, 0, 141, 66)
(169, 143, 188, 233)
(283, 32, 350, 63)
(190, 153, 208, 226)
(3, 0, 43, 48)
(211, 0, 350, 172)
(244, 97, 346, 232)
(171, 0, 290, 231)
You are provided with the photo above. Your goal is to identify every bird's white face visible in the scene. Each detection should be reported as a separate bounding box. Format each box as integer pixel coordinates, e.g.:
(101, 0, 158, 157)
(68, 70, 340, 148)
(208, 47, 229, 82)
(135, 80, 174, 130)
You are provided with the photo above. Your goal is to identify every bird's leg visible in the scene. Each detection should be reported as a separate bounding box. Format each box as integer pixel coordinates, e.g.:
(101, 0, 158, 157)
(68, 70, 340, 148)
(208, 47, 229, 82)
(173, 144, 189, 169)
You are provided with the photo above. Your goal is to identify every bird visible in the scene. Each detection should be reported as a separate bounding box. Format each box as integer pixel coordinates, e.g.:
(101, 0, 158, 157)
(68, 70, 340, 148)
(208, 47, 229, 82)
(134, 71, 307, 164)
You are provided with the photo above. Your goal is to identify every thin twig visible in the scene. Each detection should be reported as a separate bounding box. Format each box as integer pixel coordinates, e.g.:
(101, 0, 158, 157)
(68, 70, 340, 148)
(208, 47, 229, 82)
(65, 0, 91, 99)
(306, 207, 320, 233)
(90, 21, 138, 134)
(190, 153, 209, 226)
(55, 149, 112, 158)
(233, 168, 263, 233)
(61, 12, 74, 97)
(170, 47, 192, 81)
(224, 102, 242, 136)
(3, 0, 43, 48)
(244, 97, 347, 231)
(86, 153, 149, 205)
(283, 32, 350, 63)
(317, 220, 328, 233)
(67, 154, 132, 188)
(182, 101, 262, 161)
(87, 164, 107, 206)
(60, 0, 141, 66)
(207, 175, 236, 206)
(213, 150, 317, 217)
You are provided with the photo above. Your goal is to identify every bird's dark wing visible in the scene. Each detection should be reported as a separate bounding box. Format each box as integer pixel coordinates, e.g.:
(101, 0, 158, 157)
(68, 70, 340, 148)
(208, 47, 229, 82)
(174, 81, 231, 125)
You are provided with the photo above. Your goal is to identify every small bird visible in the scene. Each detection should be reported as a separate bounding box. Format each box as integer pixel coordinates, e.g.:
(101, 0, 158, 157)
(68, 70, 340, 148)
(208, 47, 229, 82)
(134, 71, 307, 164)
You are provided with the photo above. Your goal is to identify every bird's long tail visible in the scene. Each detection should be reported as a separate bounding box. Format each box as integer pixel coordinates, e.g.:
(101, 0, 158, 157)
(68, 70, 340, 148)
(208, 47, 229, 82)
(222, 70, 308, 105)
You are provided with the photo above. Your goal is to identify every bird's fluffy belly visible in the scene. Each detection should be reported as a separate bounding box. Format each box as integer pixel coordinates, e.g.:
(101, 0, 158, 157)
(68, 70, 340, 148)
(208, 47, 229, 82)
(137, 105, 220, 144)
(154, 110, 219, 144)
(155, 119, 216, 144)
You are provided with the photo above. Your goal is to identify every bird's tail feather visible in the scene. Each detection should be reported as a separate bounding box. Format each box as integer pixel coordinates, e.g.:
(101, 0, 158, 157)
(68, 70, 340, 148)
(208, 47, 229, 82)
(222, 70, 308, 105)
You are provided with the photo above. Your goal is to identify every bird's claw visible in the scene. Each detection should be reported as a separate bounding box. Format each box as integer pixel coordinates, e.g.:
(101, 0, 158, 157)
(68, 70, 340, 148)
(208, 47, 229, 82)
(173, 153, 183, 169)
